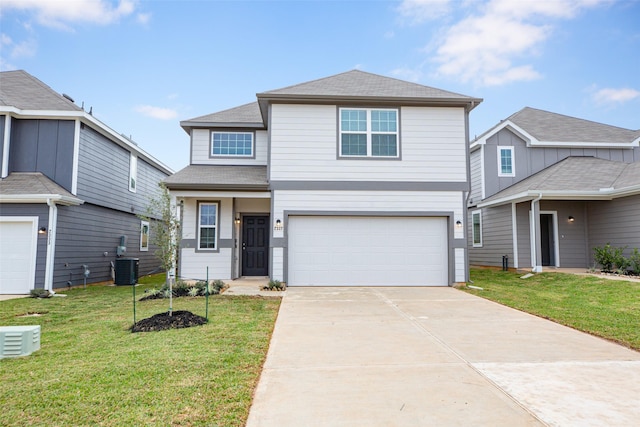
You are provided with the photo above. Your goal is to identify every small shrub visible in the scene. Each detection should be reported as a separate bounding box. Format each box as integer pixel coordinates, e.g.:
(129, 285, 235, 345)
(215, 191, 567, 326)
(594, 243, 627, 272)
(145, 288, 161, 297)
(187, 287, 200, 297)
(629, 248, 640, 275)
(265, 279, 285, 291)
(30, 289, 52, 298)
(162, 288, 172, 299)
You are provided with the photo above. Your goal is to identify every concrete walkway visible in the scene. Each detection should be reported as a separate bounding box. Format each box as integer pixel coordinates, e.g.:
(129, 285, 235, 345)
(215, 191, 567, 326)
(246, 287, 640, 427)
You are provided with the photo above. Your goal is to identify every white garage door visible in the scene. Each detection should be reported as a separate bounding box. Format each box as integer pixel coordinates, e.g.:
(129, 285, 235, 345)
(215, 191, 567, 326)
(288, 216, 448, 286)
(0, 218, 38, 294)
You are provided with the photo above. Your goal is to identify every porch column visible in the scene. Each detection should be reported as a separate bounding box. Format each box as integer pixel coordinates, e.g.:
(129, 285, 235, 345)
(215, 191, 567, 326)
(531, 197, 543, 272)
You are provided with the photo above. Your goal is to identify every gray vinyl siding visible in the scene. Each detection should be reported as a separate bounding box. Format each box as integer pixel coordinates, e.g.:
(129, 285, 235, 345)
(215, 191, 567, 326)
(483, 129, 640, 199)
(54, 203, 162, 289)
(515, 202, 531, 268)
(469, 149, 482, 204)
(0, 203, 49, 289)
(539, 200, 588, 268)
(76, 125, 168, 217)
(8, 118, 75, 191)
(468, 204, 513, 267)
(587, 195, 640, 265)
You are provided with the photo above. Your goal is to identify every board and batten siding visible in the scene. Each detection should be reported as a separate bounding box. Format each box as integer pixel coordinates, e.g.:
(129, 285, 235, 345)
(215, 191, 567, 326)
(8, 118, 75, 191)
(269, 104, 467, 182)
(468, 204, 513, 267)
(54, 203, 161, 289)
(178, 197, 234, 281)
(0, 204, 49, 289)
(483, 129, 640, 199)
(190, 129, 268, 165)
(587, 195, 640, 264)
(76, 125, 167, 216)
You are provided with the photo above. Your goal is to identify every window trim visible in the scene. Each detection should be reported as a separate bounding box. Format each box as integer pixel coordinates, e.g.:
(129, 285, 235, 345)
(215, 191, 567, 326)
(497, 146, 515, 177)
(196, 201, 219, 251)
(338, 107, 400, 159)
(140, 220, 149, 252)
(129, 153, 137, 192)
(472, 209, 483, 247)
(210, 131, 255, 158)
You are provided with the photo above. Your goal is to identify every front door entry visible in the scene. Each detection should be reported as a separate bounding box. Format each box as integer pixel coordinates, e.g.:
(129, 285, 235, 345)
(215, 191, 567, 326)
(540, 214, 556, 266)
(242, 216, 269, 276)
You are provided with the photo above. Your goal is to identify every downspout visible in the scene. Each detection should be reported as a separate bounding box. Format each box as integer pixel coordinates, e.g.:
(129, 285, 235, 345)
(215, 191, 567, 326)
(530, 193, 542, 273)
(44, 198, 59, 293)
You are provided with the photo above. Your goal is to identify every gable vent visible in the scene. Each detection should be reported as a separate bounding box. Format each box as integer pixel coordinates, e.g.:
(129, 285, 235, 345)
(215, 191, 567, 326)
(0, 326, 41, 358)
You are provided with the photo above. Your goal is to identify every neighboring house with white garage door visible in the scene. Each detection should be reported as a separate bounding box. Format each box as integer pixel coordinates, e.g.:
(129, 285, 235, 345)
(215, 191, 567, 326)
(0, 70, 173, 294)
(468, 107, 640, 272)
(165, 70, 481, 286)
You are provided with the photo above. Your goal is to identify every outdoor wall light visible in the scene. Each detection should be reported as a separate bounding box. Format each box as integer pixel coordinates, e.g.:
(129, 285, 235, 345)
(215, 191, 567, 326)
(568, 216, 575, 223)
(455, 220, 463, 228)
(274, 219, 283, 231)
(38, 227, 47, 234)
(235, 217, 241, 225)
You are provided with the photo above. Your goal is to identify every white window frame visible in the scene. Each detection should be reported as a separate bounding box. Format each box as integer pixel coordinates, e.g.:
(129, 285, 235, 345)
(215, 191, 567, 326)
(211, 132, 254, 157)
(472, 209, 483, 247)
(129, 153, 138, 192)
(140, 220, 149, 252)
(197, 202, 219, 250)
(339, 108, 399, 158)
(497, 146, 515, 177)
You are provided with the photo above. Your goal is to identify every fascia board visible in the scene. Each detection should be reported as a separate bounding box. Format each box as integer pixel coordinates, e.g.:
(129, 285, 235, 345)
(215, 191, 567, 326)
(528, 140, 639, 148)
(169, 190, 271, 199)
(179, 121, 265, 129)
(1, 106, 174, 175)
(471, 120, 536, 147)
(0, 194, 84, 205)
(478, 187, 640, 208)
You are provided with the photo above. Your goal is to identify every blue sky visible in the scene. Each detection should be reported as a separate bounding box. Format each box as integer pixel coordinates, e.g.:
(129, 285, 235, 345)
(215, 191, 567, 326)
(1, 0, 639, 171)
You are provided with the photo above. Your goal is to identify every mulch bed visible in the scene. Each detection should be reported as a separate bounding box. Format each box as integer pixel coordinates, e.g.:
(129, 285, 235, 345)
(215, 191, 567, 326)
(130, 310, 208, 333)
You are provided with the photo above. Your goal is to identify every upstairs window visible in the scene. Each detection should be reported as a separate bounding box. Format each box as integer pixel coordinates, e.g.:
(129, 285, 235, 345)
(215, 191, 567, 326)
(198, 202, 218, 250)
(339, 108, 399, 158)
(211, 132, 253, 157)
(498, 146, 515, 177)
(129, 153, 137, 192)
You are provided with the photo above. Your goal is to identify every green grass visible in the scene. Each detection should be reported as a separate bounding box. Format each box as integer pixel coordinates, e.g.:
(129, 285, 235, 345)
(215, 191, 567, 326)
(0, 275, 281, 427)
(465, 268, 640, 351)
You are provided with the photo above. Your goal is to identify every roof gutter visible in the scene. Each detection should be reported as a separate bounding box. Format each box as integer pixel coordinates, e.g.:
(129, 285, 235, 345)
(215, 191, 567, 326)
(0, 194, 84, 205)
(477, 186, 640, 208)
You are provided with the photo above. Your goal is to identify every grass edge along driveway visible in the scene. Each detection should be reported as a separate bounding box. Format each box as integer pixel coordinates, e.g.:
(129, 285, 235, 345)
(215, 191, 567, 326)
(464, 268, 640, 351)
(0, 275, 281, 427)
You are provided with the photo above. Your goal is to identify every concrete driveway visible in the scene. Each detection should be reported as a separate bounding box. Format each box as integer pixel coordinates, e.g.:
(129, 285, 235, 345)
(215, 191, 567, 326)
(247, 287, 640, 427)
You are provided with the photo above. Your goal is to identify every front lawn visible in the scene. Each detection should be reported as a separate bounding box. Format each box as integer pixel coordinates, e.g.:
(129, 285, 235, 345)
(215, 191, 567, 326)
(0, 275, 281, 427)
(465, 268, 640, 351)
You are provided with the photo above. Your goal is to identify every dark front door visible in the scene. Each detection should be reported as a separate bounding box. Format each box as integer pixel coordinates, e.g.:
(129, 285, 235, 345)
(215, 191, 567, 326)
(242, 216, 269, 276)
(540, 214, 555, 266)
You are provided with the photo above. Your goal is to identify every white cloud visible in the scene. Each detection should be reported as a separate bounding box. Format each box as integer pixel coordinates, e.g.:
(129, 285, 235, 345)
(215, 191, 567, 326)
(0, 33, 37, 59)
(135, 105, 178, 120)
(424, 0, 608, 86)
(0, 0, 136, 29)
(137, 12, 151, 25)
(593, 88, 640, 104)
(397, 0, 451, 24)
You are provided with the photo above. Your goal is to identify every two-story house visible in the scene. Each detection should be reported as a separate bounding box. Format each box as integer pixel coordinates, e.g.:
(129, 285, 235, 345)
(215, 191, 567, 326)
(468, 107, 640, 272)
(165, 70, 481, 286)
(0, 70, 173, 294)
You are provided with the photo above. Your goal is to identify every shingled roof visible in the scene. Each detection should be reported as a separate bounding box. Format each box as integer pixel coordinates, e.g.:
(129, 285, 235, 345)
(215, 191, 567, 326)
(0, 70, 82, 111)
(164, 165, 268, 191)
(180, 102, 263, 132)
(479, 157, 640, 207)
(0, 173, 84, 205)
(508, 107, 639, 143)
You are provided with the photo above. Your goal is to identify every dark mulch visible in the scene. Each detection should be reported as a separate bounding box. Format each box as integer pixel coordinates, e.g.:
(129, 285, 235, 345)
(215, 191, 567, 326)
(130, 310, 208, 333)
